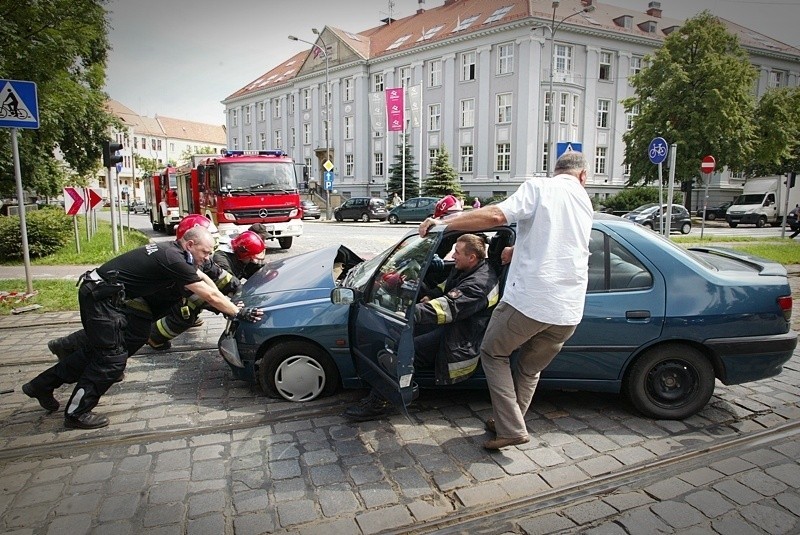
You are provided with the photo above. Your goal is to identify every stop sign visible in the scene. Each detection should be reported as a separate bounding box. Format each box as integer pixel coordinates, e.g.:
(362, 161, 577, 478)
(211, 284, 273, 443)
(701, 155, 716, 174)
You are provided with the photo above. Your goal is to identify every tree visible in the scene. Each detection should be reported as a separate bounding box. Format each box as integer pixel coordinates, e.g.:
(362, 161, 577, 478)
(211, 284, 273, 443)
(387, 135, 418, 200)
(422, 146, 463, 199)
(749, 87, 800, 176)
(177, 146, 219, 166)
(0, 0, 116, 197)
(622, 12, 757, 192)
(133, 154, 161, 183)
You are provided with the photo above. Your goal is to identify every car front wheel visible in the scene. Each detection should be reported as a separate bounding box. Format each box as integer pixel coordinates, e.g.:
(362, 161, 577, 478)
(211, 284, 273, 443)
(258, 341, 340, 402)
(278, 237, 292, 249)
(360, 213, 370, 222)
(680, 222, 691, 234)
(388, 214, 399, 224)
(756, 216, 767, 228)
(625, 344, 715, 420)
(334, 213, 343, 221)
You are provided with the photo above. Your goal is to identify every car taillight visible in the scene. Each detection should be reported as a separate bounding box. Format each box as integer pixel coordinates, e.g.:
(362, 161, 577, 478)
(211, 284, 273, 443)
(777, 295, 792, 322)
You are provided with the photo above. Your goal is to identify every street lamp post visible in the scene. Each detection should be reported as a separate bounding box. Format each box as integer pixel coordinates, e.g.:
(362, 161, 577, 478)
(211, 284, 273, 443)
(538, 1, 595, 175)
(289, 31, 333, 220)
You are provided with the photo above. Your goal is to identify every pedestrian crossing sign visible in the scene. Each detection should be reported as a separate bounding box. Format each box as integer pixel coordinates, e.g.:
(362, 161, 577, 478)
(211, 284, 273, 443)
(0, 79, 39, 129)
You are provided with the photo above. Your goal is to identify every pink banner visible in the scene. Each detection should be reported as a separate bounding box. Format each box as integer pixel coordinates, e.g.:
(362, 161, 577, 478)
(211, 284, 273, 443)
(385, 87, 405, 132)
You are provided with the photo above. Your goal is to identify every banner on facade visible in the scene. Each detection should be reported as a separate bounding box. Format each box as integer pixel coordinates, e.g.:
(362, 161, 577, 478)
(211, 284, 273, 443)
(368, 91, 385, 134)
(385, 87, 405, 132)
(407, 83, 422, 129)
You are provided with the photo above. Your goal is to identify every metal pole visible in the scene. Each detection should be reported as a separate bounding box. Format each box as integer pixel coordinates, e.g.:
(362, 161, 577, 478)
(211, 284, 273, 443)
(547, 5, 557, 176)
(700, 172, 709, 239)
(666, 144, 677, 240)
(10, 128, 33, 295)
(108, 167, 119, 252)
(324, 46, 332, 221)
(658, 162, 664, 236)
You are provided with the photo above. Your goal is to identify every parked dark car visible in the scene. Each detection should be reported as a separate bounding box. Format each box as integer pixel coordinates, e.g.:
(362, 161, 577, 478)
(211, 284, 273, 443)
(696, 201, 732, 221)
(333, 197, 388, 222)
(218, 214, 796, 420)
(300, 200, 321, 220)
(624, 203, 692, 234)
(127, 200, 147, 214)
(387, 197, 438, 224)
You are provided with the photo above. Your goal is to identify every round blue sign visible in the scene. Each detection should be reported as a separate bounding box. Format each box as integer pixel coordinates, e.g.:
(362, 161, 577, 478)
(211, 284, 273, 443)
(648, 137, 668, 164)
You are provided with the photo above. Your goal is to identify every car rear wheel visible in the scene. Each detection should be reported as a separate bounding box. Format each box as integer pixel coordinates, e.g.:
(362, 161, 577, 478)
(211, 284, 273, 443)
(728, 222, 738, 228)
(388, 214, 399, 224)
(360, 213, 370, 222)
(625, 344, 715, 420)
(680, 222, 691, 234)
(707, 213, 716, 221)
(258, 341, 340, 402)
(642, 222, 653, 229)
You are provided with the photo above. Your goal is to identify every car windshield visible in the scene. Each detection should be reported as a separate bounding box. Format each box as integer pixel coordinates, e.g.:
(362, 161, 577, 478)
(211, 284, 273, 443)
(732, 194, 764, 205)
(342, 248, 392, 293)
(630, 203, 657, 214)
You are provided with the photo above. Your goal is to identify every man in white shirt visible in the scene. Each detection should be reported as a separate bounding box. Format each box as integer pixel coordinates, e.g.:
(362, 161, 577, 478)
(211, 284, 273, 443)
(419, 151, 593, 450)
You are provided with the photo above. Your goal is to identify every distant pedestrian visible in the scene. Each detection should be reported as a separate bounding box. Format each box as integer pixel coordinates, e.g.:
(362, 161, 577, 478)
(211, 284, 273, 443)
(790, 204, 800, 238)
(472, 197, 481, 209)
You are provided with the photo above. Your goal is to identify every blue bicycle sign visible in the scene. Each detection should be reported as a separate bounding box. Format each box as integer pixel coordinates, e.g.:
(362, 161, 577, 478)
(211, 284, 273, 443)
(648, 137, 668, 165)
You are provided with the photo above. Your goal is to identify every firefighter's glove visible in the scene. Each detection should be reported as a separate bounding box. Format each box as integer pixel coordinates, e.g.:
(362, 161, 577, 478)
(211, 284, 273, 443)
(235, 306, 261, 323)
(430, 254, 444, 272)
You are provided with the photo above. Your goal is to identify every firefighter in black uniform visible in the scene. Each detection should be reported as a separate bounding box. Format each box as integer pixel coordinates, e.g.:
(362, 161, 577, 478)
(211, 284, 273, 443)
(145, 226, 265, 349)
(344, 233, 499, 421)
(22, 226, 262, 429)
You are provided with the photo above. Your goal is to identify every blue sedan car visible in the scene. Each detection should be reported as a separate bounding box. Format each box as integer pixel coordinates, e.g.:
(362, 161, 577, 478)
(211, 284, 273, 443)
(219, 214, 796, 420)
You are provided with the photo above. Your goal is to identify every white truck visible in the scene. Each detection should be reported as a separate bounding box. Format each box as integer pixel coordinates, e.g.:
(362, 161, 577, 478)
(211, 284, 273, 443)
(725, 175, 800, 228)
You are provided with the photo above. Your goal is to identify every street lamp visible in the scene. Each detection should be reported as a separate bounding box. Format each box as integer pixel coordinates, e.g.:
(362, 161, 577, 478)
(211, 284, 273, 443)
(537, 1, 595, 175)
(288, 30, 333, 220)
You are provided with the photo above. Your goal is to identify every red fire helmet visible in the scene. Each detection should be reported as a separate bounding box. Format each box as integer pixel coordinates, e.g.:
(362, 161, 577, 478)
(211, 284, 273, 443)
(231, 231, 266, 260)
(176, 215, 212, 240)
(434, 195, 462, 219)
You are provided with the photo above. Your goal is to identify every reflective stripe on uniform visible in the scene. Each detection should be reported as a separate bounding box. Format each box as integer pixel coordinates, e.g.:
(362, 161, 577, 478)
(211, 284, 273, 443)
(448, 356, 479, 379)
(430, 296, 453, 325)
(487, 283, 500, 308)
(216, 270, 233, 290)
(155, 317, 180, 339)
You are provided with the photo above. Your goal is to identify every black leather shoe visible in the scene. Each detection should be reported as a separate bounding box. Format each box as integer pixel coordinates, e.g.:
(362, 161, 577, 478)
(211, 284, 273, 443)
(22, 382, 59, 412)
(65, 412, 109, 429)
(147, 339, 171, 351)
(47, 337, 72, 360)
(344, 391, 390, 422)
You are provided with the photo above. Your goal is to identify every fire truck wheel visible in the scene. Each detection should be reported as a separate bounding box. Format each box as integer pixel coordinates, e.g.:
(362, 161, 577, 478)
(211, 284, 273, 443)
(278, 237, 293, 249)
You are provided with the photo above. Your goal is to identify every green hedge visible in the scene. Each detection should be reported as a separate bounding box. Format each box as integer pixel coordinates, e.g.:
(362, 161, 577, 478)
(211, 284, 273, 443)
(0, 207, 73, 259)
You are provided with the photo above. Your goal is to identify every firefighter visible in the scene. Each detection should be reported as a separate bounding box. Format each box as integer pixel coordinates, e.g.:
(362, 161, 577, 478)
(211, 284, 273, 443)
(213, 230, 266, 280)
(23, 226, 262, 429)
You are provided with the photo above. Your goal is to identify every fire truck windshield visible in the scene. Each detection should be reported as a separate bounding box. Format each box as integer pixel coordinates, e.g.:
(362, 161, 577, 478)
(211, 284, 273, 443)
(219, 162, 297, 194)
(168, 173, 177, 188)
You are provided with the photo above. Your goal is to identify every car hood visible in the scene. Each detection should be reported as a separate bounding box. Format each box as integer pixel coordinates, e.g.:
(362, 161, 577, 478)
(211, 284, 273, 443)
(239, 245, 362, 309)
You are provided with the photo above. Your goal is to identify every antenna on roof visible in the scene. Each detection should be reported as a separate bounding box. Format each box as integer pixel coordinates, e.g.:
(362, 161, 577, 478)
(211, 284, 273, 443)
(380, 0, 396, 25)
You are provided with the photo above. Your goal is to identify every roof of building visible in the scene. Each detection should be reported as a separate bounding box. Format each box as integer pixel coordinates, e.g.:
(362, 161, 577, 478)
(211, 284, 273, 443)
(156, 116, 226, 144)
(225, 0, 800, 102)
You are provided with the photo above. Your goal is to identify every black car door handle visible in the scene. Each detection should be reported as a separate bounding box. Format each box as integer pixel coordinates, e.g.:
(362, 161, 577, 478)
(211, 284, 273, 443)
(626, 310, 650, 320)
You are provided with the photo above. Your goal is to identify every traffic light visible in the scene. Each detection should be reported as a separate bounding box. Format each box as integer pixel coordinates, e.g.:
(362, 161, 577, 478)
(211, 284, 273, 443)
(790, 172, 797, 188)
(102, 140, 123, 168)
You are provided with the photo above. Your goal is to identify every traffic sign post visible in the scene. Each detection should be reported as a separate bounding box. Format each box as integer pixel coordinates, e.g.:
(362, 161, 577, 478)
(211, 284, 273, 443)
(1, 79, 41, 295)
(323, 169, 334, 220)
(649, 138, 668, 235)
(63, 187, 85, 253)
(699, 155, 716, 239)
(556, 142, 583, 160)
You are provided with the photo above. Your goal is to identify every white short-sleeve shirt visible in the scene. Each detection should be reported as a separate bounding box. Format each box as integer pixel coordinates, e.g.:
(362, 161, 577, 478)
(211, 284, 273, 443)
(497, 174, 593, 325)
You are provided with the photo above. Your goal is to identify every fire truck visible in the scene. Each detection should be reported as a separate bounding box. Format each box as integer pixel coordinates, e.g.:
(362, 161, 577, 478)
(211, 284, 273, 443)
(175, 150, 303, 249)
(143, 165, 181, 234)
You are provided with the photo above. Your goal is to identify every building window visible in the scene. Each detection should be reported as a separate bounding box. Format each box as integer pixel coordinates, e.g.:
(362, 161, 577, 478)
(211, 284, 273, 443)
(627, 103, 640, 130)
(274, 130, 282, 149)
(497, 42, 514, 75)
(232, 137, 238, 150)
(230, 109, 238, 127)
(544, 92, 553, 122)
(344, 116, 354, 139)
(599, 51, 613, 81)
(460, 145, 474, 173)
(259, 132, 266, 150)
(624, 162, 632, 176)
(245, 135, 252, 150)
(554, 45, 573, 76)
(374, 152, 384, 176)
(428, 59, 442, 87)
(496, 93, 512, 124)
(597, 99, 610, 128)
(289, 94, 295, 115)
(290, 127, 296, 147)
(345, 154, 354, 176)
(399, 65, 411, 88)
(428, 103, 441, 131)
(373, 73, 384, 92)
(460, 51, 476, 81)
(303, 88, 311, 110)
(303, 123, 311, 145)
(460, 98, 474, 128)
(595, 147, 607, 174)
(496, 143, 511, 172)
(428, 148, 440, 170)
(571, 94, 579, 126)
(343, 78, 353, 101)
(259, 102, 265, 121)
(245, 106, 252, 124)
(133, 137, 138, 149)
(559, 93, 569, 123)
(769, 70, 786, 88)
(629, 56, 642, 81)
(542, 142, 549, 172)
(151, 138, 156, 150)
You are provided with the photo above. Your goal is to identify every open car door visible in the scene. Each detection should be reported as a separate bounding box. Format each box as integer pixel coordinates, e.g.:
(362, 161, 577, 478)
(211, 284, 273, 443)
(348, 232, 441, 418)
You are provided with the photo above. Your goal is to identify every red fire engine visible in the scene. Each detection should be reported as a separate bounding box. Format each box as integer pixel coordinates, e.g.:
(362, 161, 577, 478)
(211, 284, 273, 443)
(175, 150, 303, 249)
(143, 165, 181, 233)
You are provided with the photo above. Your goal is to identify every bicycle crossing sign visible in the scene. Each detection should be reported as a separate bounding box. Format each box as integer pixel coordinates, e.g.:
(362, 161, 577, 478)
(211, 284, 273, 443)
(0, 80, 39, 129)
(648, 137, 668, 164)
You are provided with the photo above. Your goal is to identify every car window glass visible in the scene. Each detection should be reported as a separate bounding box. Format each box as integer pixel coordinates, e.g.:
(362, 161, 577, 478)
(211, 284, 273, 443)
(587, 230, 653, 292)
(367, 234, 437, 316)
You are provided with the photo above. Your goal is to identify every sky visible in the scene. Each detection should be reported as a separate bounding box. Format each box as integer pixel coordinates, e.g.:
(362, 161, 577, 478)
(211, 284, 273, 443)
(104, 0, 800, 126)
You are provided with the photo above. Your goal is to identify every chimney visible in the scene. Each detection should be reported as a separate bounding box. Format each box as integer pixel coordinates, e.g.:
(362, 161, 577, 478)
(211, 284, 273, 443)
(444, 0, 457, 5)
(417, 0, 425, 14)
(646, 1, 662, 18)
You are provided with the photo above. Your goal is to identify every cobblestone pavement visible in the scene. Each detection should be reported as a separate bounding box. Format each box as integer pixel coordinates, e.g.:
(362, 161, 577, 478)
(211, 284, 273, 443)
(0, 309, 798, 535)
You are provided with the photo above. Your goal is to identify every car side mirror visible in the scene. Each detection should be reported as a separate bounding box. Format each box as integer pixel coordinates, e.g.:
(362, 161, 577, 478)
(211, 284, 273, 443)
(331, 287, 355, 305)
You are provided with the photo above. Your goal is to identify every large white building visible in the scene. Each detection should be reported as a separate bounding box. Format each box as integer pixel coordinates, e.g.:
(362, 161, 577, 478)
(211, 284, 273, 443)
(222, 0, 800, 206)
(102, 100, 227, 201)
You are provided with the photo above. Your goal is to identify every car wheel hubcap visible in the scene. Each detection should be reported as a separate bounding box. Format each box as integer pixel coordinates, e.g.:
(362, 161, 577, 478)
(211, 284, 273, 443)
(274, 355, 326, 402)
(646, 360, 697, 406)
